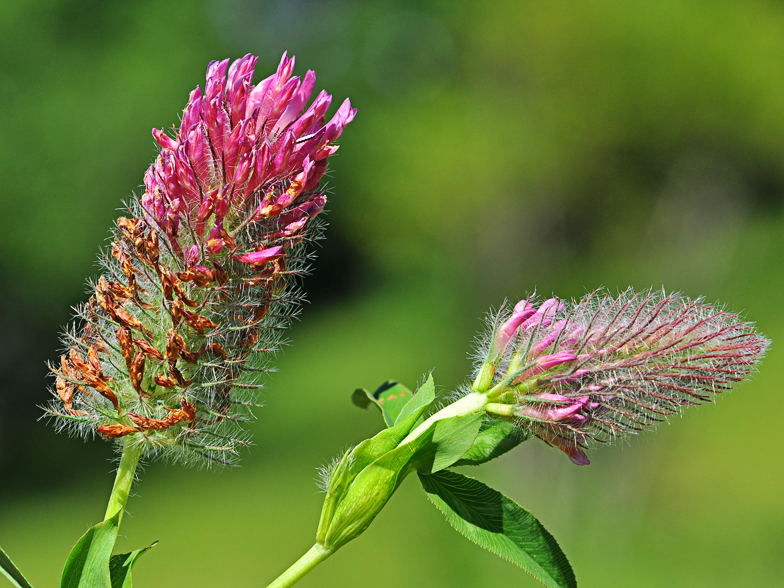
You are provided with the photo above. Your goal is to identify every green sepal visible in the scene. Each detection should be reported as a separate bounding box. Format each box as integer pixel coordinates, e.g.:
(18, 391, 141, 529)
(453, 418, 529, 467)
(0, 545, 34, 588)
(321, 456, 403, 550)
(418, 470, 576, 588)
(109, 542, 157, 588)
(59, 513, 121, 588)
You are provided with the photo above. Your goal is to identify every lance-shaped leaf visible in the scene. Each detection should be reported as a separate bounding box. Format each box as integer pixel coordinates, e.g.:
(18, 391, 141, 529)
(352, 381, 417, 426)
(348, 376, 436, 477)
(419, 470, 576, 588)
(393, 377, 432, 427)
(59, 513, 121, 588)
(453, 419, 530, 467)
(0, 545, 34, 588)
(409, 412, 485, 474)
(109, 542, 157, 588)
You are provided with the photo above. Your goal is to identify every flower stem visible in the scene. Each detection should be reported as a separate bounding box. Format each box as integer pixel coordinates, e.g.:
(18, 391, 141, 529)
(265, 544, 332, 588)
(104, 438, 142, 524)
(400, 391, 488, 445)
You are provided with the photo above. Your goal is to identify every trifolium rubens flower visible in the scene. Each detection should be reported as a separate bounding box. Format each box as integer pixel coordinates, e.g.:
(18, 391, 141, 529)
(474, 289, 769, 465)
(46, 53, 355, 466)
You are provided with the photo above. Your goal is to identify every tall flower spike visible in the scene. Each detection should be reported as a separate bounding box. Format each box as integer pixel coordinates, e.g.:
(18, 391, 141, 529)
(479, 289, 769, 466)
(46, 53, 355, 466)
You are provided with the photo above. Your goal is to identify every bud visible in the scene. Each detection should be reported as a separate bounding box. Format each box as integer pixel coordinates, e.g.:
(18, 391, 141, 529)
(46, 53, 355, 466)
(480, 289, 769, 465)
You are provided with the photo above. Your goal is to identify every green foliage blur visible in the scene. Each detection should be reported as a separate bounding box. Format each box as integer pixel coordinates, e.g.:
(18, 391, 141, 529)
(1, 0, 783, 586)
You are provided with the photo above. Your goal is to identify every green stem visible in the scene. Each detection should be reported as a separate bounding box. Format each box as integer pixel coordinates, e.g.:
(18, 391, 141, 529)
(265, 544, 332, 588)
(400, 391, 488, 445)
(104, 439, 142, 524)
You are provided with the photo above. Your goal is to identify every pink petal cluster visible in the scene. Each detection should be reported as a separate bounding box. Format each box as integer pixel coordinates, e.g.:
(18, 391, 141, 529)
(486, 290, 768, 465)
(141, 52, 355, 267)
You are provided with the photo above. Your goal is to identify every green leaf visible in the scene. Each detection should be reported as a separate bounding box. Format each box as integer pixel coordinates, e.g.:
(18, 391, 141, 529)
(351, 388, 374, 410)
(394, 375, 434, 427)
(374, 381, 416, 426)
(418, 470, 576, 588)
(352, 380, 421, 427)
(371, 409, 484, 479)
(348, 378, 436, 476)
(59, 513, 120, 588)
(0, 545, 34, 588)
(454, 419, 530, 467)
(411, 411, 484, 474)
(109, 542, 157, 588)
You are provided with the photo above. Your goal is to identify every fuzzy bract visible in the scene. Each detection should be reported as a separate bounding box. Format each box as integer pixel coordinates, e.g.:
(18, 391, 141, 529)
(47, 53, 355, 466)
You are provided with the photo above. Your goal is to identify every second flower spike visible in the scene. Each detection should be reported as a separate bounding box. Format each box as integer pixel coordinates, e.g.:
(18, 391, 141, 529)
(478, 289, 768, 465)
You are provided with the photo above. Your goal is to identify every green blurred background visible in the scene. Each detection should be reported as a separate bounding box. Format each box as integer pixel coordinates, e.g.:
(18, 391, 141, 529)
(1, 0, 783, 586)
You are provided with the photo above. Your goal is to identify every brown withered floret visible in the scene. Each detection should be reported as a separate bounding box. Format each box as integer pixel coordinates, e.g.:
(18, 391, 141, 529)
(116, 326, 134, 366)
(158, 267, 179, 300)
(95, 277, 117, 318)
(114, 305, 153, 337)
(56, 377, 86, 416)
(116, 216, 137, 240)
(212, 262, 228, 286)
(106, 279, 133, 300)
(154, 374, 178, 388)
(97, 423, 139, 439)
(183, 309, 218, 332)
(133, 338, 164, 361)
(206, 342, 229, 359)
(112, 243, 137, 279)
(145, 228, 160, 266)
(68, 349, 120, 411)
(169, 297, 184, 327)
(238, 329, 260, 348)
(178, 266, 215, 287)
(165, 329, 184, 362)
(87, 345, 103, 374)
(129, 351, 148, 397)
(128, 398, 197, 432)
(169, 366, 191, 388)
(179, 347, 201, 363)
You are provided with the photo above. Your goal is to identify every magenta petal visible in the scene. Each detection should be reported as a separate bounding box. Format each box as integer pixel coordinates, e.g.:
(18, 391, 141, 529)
(492, 299, 536, 355)
(530, 320, 568, 356)
(536, 350, 577, 371)
(520, 297, 562, 330)
(153, 128, 179, 151)
(272, 69, 317, 137)
(185, 245, 199, 267)
(180, 86, 203, 137)
(325, 98, 357, 143)
(233, 246, 284, 265)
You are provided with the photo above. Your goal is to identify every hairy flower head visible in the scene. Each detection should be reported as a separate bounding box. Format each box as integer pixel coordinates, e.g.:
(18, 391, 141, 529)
(477, 289, 769, 465)
(46, 53, 355, 466)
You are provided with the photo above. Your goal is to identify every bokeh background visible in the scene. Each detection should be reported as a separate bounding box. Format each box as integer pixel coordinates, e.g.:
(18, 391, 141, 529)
(1, 1, 783, 586)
